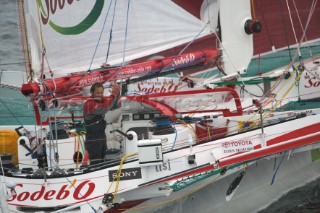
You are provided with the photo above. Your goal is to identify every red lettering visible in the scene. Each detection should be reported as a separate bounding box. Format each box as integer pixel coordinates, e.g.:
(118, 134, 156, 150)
(30, 186, 45, 201)
(50, 0, 58, 14)
(56, 185, 70, 200)
(160, 85, 167, 93)
(7, 183, 22, 202)
(73, 180, 95, 200)
(147, 85, 155, 93)
(58, 0, 65, 9)
(40, 0, 75, 25)
(7, 181, 95, 202)
(304, 78, 320, 88)
(44, 190, 56, 200)
(18, 192, 30, 201)
(304, 79, 313, 88)
(154, 88, 160, 93)
(41, 0, 50, 25)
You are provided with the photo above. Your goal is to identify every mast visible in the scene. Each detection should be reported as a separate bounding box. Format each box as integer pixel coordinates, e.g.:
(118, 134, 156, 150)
(17, 0, 32, 81)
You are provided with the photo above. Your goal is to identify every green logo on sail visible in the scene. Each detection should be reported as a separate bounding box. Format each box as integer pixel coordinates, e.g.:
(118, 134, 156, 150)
(36, 0, 104, 35)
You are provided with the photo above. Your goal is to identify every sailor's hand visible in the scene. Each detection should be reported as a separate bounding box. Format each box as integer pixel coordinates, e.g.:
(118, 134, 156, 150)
(110, 84, 120, 96)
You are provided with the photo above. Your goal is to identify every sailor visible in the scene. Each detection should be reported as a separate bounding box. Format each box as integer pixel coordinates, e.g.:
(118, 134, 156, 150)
(83, 82, 120, 165)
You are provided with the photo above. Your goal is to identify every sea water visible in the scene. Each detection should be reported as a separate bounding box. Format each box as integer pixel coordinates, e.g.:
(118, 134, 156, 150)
(1, 0, 320, 212)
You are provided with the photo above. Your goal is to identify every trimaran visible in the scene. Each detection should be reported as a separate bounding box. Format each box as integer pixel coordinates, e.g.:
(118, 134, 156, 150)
(0, 0, 320, 212)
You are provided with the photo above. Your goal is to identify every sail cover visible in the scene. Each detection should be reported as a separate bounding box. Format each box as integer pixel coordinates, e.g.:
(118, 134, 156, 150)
(23, 0, 212, 77)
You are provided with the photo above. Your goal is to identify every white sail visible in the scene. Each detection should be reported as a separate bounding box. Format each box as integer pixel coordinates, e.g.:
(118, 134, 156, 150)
(23, 0, 212, 77)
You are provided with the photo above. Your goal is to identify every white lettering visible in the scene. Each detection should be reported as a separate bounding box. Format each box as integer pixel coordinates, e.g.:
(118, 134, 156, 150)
(171, 54, 196, 67)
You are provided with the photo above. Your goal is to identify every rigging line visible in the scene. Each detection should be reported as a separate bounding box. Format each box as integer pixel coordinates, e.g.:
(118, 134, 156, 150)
(258, 11, 315, 105)
(205, 0, 210, 23)
(162, 22, 211, 72)
(88, 0, 113, 71)
(44, 54, 53, 77)
(214, 32, 239, 76)
(0, 154, 6, 183)
(52, 108, 59, 159)
(171, 124, 178, 150)
(258, 2, 274, 49)
(46, 161, 97, 213)
(105, 0, 118, 63)
(266, 0, 317, 99)
(135, 54, 207, 82)
(40, 82, 60, 165)
(285, 0, 301, 57)
(239, 71, 296, 129)
(292, 0, 311, 54)
(121, 0, 131, 67)
(0, 96, 23, 126)
(36, 0, 47, 79)
(263, 70, 304, 119)
(278, 0, 293, 63)
(113, 21, 212, 84)
(271, 151, 287, 185)
(251, 0, 257, 20)
(68, 1, 114, 92)
(106, 153, 138, 203)
(35, 1, 45, 49)
(306, 0, 317, 59)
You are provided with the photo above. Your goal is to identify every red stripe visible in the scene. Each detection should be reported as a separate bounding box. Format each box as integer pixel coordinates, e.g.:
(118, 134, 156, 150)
(218, 134, 320, 168)
(267, 123, 320, 146)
